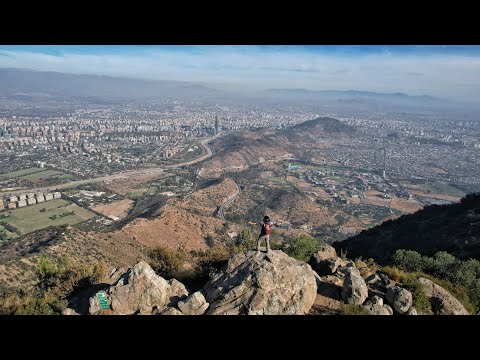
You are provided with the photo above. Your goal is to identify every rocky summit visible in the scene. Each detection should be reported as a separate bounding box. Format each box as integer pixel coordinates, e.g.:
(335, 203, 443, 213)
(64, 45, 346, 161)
(203, 250, 317, 315)
(82, 249, 473, 316)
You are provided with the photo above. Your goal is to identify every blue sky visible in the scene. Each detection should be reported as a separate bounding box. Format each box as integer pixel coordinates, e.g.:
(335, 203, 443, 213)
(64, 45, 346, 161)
(0, 45, 479, 101)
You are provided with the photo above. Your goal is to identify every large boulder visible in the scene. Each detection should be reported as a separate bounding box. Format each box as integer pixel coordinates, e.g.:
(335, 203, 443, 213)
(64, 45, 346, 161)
(310, 245, 343, 276)
(178, 291, 209, 315)
(364, 304, 391, 315)
(204, 251, 317, 315)
(386, 285, 412, 314)
(418, 277, 469, 315)
(341, 265, 368, 305)
(88, 261, 189, 315)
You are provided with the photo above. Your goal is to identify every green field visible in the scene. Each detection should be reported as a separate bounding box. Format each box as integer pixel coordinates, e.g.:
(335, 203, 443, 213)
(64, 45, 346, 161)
(420, 182, 466, 197)
(2, 199, 96, 235)
(126, 188, 157, 199)
(18, 169, 64, 181)
(0, 167, 46, 178)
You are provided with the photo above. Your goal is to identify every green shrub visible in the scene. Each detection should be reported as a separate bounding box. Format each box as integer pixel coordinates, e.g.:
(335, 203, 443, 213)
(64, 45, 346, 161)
(287, 234, 324, 262)
(0, 290, 67, 315)
(387, 249, 480, 312)
(234, 228, 255, 251)
(429, 251, 459, 279)
(393, 249, 423, 272)
(148, 246, 188, 279)
(37, 256, 58, 284)
(36, 255, 106, 298)
(194, 246, 231, 281)
(455, 259, 480, 290)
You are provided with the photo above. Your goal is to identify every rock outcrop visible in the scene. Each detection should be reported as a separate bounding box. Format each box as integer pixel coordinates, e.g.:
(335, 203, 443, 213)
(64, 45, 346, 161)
(89, 261, 188, 315)
(310, 245, 344, 276)
(418, 277, 469, 315)
(203, 250, 317, 315)
(365, 273, 391, 292)
(178, 291, 209, 315)
(386, 285, 412, 314)
(341, 264, 368, 305)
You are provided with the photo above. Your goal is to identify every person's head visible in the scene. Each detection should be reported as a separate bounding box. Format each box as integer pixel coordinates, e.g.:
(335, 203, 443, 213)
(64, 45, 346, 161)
(264, 215, 270, 222)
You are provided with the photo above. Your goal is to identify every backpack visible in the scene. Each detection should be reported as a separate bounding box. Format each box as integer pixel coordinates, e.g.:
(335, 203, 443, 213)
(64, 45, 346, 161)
(264, 221, 271, 235)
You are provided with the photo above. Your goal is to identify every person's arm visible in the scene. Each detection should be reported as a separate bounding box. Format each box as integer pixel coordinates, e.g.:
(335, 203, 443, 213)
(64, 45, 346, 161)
(247, 221, 257, 225)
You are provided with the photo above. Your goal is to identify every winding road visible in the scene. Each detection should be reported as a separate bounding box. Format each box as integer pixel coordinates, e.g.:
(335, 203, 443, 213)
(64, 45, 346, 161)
(0, 134, 220, 196)
(217, 182, 241, 220)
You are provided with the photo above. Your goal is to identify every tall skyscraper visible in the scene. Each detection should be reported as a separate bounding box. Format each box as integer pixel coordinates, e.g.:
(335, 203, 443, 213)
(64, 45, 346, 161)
(215, 114, 220, 135)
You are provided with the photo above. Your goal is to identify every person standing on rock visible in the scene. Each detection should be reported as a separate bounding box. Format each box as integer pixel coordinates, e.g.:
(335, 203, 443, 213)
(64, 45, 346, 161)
(248, 215, 279, 255)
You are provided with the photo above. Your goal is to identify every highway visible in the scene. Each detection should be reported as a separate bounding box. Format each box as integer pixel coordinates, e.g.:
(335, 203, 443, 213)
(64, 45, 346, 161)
(217, 182, 241, 220)
(0, 134, 220, 196)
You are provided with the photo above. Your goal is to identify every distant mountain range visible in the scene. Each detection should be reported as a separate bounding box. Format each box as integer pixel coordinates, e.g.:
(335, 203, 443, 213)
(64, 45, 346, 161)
(266, 88, 445, 102)
(0, 67, 461, 108)
(0, 68, 222, 101)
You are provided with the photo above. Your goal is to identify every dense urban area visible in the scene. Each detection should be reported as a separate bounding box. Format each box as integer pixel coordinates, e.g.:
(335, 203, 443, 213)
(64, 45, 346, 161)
(0, 96, 477, 251)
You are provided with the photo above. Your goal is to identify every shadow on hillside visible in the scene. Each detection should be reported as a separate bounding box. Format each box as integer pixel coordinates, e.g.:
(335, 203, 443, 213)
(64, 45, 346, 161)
(67, 283, 110, 315)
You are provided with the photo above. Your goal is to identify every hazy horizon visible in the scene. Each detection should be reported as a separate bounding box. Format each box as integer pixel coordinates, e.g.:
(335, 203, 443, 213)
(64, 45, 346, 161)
(1, 45, 480, 102)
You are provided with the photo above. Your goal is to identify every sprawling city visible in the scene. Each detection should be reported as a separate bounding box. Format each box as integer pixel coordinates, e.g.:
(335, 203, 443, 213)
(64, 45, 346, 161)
(0, 45, 479, 316)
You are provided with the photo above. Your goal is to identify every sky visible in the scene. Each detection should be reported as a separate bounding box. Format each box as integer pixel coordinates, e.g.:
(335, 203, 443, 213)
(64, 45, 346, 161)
(0, 45, 479, 101)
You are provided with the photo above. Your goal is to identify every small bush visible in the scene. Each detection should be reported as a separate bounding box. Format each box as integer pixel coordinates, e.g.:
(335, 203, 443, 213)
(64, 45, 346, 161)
(148, 246, 188, 279)
(0, 290, 67, 315)
(287, 234, 324, 262)
(393, 249, 423, 272)
(379, 266, 405, 282)
(366, 258, 379, 273)
(194, 245, 231, 281)
(339, 303, 369, 315)
(234, 228, 255, 251)
(37, 256, 59, 285)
